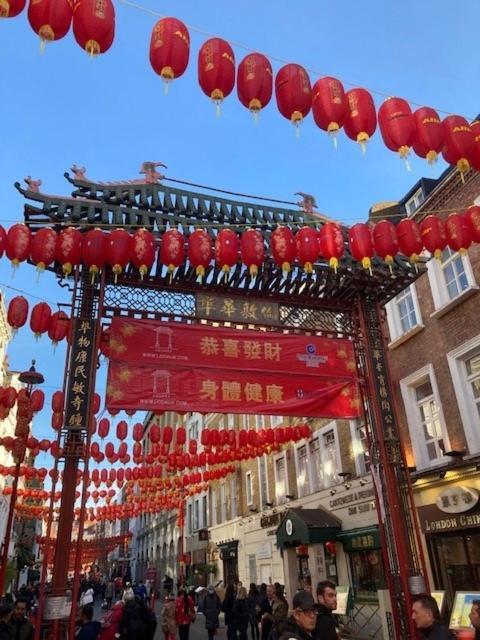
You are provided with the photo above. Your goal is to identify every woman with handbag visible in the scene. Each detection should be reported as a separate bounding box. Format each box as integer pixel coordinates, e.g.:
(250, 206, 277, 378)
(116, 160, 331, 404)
(176, 588, 196, 640)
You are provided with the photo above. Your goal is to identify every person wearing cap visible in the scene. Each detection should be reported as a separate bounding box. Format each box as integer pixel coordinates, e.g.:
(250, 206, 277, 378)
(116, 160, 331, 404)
(279, 592, 317, 640)
(314, 580, 338, 640)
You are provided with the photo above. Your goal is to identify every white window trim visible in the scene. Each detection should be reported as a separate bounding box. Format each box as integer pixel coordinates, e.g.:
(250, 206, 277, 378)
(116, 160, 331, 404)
(245, 471, 254, 506)
(400, 364, 450, 469)
(386, 284, 424, 348)
(349, 420, 368, 477)
(294, 442, 311, 498)
(447, 335, 480, 454)
(427, 251, 478, 317)
(313, 421, 343, 487)
(257, 455, 270, 509)
(274, 452, 289, 504)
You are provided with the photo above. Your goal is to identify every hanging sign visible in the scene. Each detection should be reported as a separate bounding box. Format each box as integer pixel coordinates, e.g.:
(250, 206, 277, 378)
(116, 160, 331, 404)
(197, 293, 279, 325)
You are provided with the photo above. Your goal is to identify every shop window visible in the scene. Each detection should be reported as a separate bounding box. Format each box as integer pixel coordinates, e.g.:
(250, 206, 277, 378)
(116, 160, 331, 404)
(245, 471, 254, 506)
(274, 454, 288, 504)
(448, 337, 480, 453)
(349, 549, 386, 598)
(258, 455, 269, 509)
(386, 285, 422, 343)
(296, 444, 311, 497)
(427, 248, 477, 313)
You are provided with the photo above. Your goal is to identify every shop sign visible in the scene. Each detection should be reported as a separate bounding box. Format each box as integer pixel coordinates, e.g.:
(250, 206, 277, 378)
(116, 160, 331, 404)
(256, 542, 272, 560)
(197, 293, 279, 326)
(65, 319, 98, 430)
(44, 596, 71, 620)
(329, 487, 376, 516)
(418, 503, 480, 534)
(260, 513, 281, 529)
(219, 542, 238, 560)
(436, 486, 479, 513)
(350, 534, 376, 550)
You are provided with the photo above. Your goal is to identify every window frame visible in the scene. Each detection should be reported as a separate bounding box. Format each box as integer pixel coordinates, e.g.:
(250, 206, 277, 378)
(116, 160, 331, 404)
(427, 249, 477, 315)
(274, 452, 289, 504)
(405, 187, 425, 216)
(350, 420, 369, 477)
(294, 442, 311, 498)
(245, 471, 254, 507)
(258, 455, 270, 509)
(386, 284, 423, 345)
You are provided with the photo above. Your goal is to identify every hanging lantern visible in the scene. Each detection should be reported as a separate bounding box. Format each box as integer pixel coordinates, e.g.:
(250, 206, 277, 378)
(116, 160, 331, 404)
(51, 412, 63, 430)
(27, 0, 72, 45)
(344, 88, 377, 153)
(215, 228, 238, 275)
(318, 222, 344, 272)
(116, 420, 128, 441)
(72, 0, 115, 56)
(51, 390, 65, 413)
(419, 215, 447, 260)
(133, 423, 143, 442)
(0, 226, 6, 258)
(160, 229, 185, 279)
(295, 227, 319, 274)
(198, 37, 235, 114)
(0, 0, 24, 17)
(442, 115, 474, 178)
(396, 218, 423, 265)
(48, 311, 69, 346)
(412, 107, 444, 165)
(372, 220, 398, 269)
(463, 206, 480, 243)
(176, 427, 186, 446)
(311, 76, 347, 146)
(188, 229, 212, 279)
(92, 392, 101, 414)
(130, 228, 155, 280)
(275, 63, 312, 132)
(6, 224, 32, 271)
(56, 227, 82, 276)
(82, 228, 107, 280)
(7, 296, 29, 332)
(30, 389, 45, 412)
(149, 425, 161, 444)
(98, 418, 110, 439)
(149, 17, 189, 89)
(106, 229, 131, 283)
(30, 302, 52, 338)
(240, 229, 265, 277)
(30, 227, 57, 275)
(270, 226, 296, 273)
(349, 224, 374, 273)
(3, 387, 17, 409)
(469, 120, 480, 172)
(237, 52, 272, 119)
(378, 97, 416, 167)
(445, 213, 473, 254)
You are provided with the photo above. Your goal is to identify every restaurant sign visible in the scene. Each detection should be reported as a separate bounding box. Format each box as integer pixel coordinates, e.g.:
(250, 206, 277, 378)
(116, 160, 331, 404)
(418, 500, 480, 534)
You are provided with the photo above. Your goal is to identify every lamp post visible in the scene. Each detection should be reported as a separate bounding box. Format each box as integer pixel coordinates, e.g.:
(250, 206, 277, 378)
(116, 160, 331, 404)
(0, 360, 44, 595)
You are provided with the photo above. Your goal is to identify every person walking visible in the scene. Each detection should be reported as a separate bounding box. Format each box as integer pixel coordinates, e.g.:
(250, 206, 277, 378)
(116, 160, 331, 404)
(161, 594, 177, 640)
(260, 585, 274, 640)
(222, 584, 237, 640)
(122, 583, 135, 603)
(99, 600, 124, 640)
(176, 588, 196, 640)
(233, 587, 250, 640)
(411, 594, 455, 640)
(314, 580, 338, 640)
(0, 604, 13, 640)
(10, 598, 34, 640)
(202, 585, 221, 640)
(104, 580, 114, 609)
(247, 583, 261, 640)
(279, 592, 318, 640)
(76, 605, 102, 640)
(265, 586, 288, 640)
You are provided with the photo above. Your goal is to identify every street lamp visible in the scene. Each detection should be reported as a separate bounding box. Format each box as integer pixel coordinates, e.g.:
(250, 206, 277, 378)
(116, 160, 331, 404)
(0, 360, 44, 595)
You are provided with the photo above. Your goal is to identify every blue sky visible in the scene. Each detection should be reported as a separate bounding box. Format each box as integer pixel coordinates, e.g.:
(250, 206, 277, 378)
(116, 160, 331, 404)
(0, 0, 479, 445)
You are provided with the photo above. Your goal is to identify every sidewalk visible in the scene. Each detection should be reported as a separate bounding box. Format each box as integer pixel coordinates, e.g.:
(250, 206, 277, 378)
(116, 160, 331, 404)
(152, 606, 227, 640)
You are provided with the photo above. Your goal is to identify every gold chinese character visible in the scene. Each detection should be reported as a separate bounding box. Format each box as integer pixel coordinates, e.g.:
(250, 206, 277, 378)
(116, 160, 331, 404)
(199, 296, 215, 316)
(260, 305, 275, 319)
(381, 399, 391, 412)
(264, 343, 281, 361)
(266, 384, 283, 404)
(68, 413, 83, 427)
(71, 395, 83, 412)
(222, 381, 241, 401)
(244, 341, 262, 359)
(240, 302, 258, 321)
(77, 336, 91, 348)
(379, 386, 388, 399)
(74, 365, 87, 379)
(200, 337, 219, 356)
(79, 321, 90, 335)
(199, 380, 219, 400)
(220, 299, 236, 318)
(372, 349, 381, 362)
(72, 381, 85, 396)
(222, 339, 239, 358)
(244, 383, 263, 402)
(75, 350, 88, 364)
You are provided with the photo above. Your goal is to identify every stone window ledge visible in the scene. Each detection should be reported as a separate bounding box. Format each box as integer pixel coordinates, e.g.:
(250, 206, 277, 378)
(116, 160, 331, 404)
(430, 286, 479, 319)
(388, 324, 425, 350)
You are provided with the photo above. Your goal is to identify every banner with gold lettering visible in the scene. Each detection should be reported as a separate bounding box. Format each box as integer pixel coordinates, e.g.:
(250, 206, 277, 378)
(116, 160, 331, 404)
(108, 318, 358, 380)
(105, 361, 361, 417)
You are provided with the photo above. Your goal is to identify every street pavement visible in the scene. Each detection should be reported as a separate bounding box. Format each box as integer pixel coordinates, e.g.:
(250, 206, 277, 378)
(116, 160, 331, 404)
(151, 606, 228, 640)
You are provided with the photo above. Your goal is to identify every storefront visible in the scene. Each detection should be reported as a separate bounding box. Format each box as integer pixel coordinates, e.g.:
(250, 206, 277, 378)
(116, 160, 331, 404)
(337, 526, 385, 599)
(218, 540, 239, 586)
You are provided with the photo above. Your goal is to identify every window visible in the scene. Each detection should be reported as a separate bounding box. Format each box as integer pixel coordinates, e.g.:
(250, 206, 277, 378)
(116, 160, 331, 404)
(405, 187, 425, 216)
(427, 248, 477, 313)
(323, 429, 340, 486)
(245, 471, 254, 506)
(440, 248, 469, 300)
(448, 337, 480, 454)
(220, 485, 226, 523)
(296, 444, 311, 497)
(230, 477, 237, 518)
(255, 415, 264, 430)
(386, 285, 422, 343)
(465, 351, 480, 417)
(274, 455, 288, 504)
(187, 503, 193, 535)
(350, 421, 369, 476)
(258, 456, 269, 508)
(270, 415, 283, 427)
(210, 490, 217, 527)
(202, 495, 207, 528)
(309, 423, 341, 490)
(193, 499, 200, 531)
(349, 550, 386, 598)
(188, 419, 199, 442)
(400, 365, 450, 469)
(248, 555, 257, 584)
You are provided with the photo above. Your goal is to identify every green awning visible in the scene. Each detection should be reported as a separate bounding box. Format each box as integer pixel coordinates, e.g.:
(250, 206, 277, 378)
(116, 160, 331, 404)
(336, 526, 381, 551)
(276, 508, 341, 548)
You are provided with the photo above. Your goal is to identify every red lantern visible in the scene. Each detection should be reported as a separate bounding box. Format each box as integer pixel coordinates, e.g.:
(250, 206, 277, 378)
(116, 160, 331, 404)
(215, 228, 238, 275)
(0, 0, 25, 17)
(295, 227, 319, 274)
(419, 215, 447, 260)
(463, 206, 480, 243)
(149, 425, 161, 444)
(30, 227, 57, 274)
(344, 88, 377, 152)
(176, 427, 186, 446)
(56, 227, 82, 276)
(116, 420, 128, 441)
(106, 229, 131, 282)
(198, 38, 235, 112)
(72, 0, 115, 56)
(51, 390, 65, 413)
(105, 442, 115, 459)
(311, 76, 347, 144)
(318, 222, 344, 272)
(3, 387, 17, 409)
(82, 229, 107, 279)
(372, 220, 398, 268)
(237, 53, 272, 117)
(160, 229, 185, 276)
(378, 97, 416, 164)
(188, 229, 212, 278)
(163, 425, 173, 445)
(442, 115, 474, 177)
(445, 213, 472, 254)
(275, 63, 312, 129)
(0, 226, 6, 258)
(98, 418, 110, 439)
(131, 229, 155, 279)
(396, 219, 423, 264)
(51, 412, 63, 430)
(30, 389, 44, 412)
(349, 224, 374, 272)
(133, 423, 143, 442)
(6, 224, 32, 269)
(93, 392, 101, 414)
(413, 107, 444, 165)
(469, 120, 480, 172)
(30, 302, 52, 338)
(7, 296, 29, 331)
(48, 311, 69, 345)
(149, 17, 189, 85)
(270, 226, 296, 273)
(27, 0, 72, 44)
(240, 229, 265, 278)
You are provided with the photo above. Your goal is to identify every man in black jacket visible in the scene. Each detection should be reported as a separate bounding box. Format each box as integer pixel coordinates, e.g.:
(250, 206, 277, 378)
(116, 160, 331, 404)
(279, 592, 317, 640)
(469, 600, 480, 640)
(314, 580, 338, 640)
(411, 594, 455, 640)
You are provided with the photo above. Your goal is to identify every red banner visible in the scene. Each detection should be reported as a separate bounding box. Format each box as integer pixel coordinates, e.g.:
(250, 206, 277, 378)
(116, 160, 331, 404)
(108, 318, 358, 380)
(105, 361, 361, 418)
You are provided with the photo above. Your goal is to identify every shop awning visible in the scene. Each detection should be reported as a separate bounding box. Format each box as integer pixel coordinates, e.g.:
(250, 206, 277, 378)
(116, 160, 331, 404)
(336, 526, 381, 551)
(276, 507, 341, 548)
